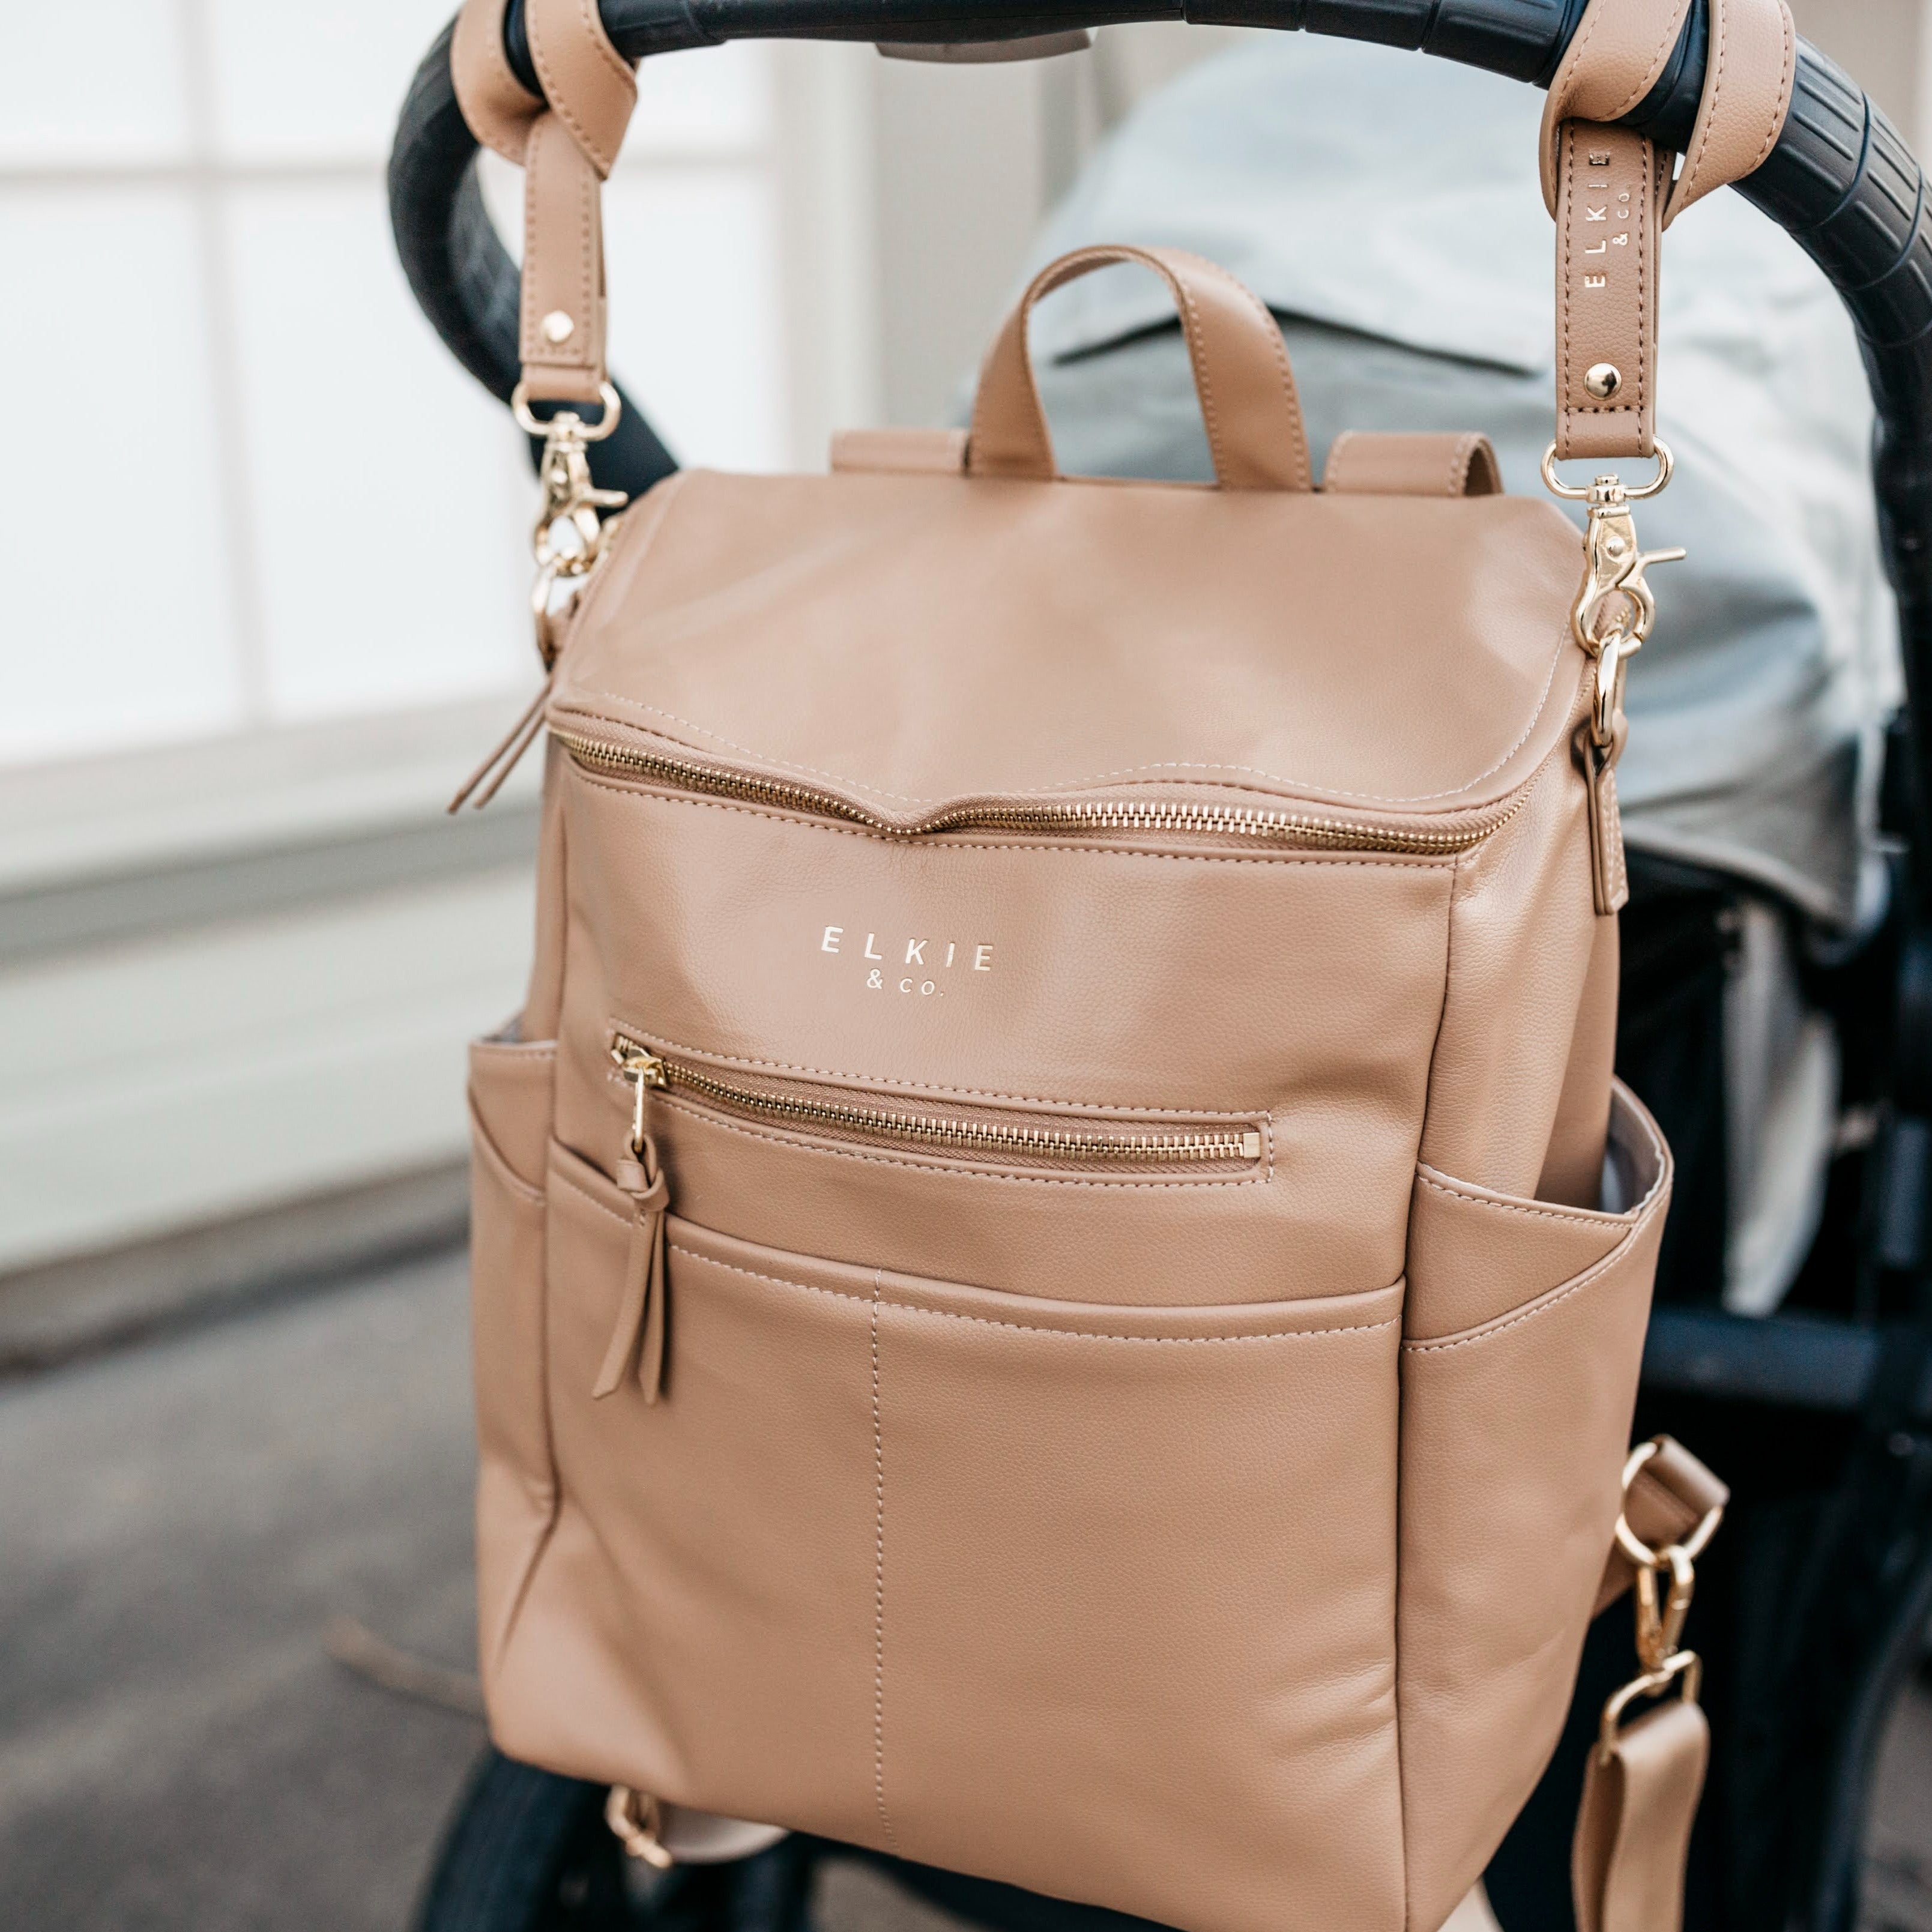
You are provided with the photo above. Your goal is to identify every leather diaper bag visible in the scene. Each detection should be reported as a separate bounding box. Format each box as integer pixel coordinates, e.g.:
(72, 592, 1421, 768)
(451, 0, 1792, 1925)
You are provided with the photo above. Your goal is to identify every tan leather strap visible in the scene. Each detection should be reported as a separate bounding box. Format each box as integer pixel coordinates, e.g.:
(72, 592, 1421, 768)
(452, 0, 542, 162)
(527, 0, 638, 175)
(1539, 0, 1695, 213)
(451, 0, 638, 405)
(1540, 0, 1794, 223)
(1554, 121, 1670, 461)
(1571, 1437, 1725, 1932)
(1572, 1697, 1709, 1932)
(968, 246, 1312, 491)
(1669, 0, 1796, 222)
(1541, 0, 1794, 462)
(1322, 432, 1502, 497)
(1538, 0, 1682, 459)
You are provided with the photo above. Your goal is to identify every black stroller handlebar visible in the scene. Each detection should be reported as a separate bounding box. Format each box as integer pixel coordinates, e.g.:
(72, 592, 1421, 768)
(388, 0, 1932, 877)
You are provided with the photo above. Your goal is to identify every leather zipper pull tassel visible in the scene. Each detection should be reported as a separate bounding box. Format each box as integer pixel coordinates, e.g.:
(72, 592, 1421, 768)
(1578, 716, 1629, 917)
(594, 1134, 669, 1402)
(447, 670, 555, 814)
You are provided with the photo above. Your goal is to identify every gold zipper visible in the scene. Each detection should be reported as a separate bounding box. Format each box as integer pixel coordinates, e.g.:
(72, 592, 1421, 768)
(611, 1035, 1263, 1168)
(555, 728, 1512, 856)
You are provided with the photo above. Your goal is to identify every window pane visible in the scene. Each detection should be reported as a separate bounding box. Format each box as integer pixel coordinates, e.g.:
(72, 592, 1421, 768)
(224, 180, 531, 723)
(205, 0, 457, 165)
(0, 0, 189, 167)
(628, 43, 774, 158)
(604, 171, 789, 472)
(0, 187, 243, 765)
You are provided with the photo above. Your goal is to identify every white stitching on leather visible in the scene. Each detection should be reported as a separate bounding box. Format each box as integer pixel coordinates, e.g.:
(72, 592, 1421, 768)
(1415, 1170, 1632, 1228)
(870, 1269, 893, 1849)
(668, 1244, 1400, 1344)
(1402, 1217, 1652, 1354)
(473, 1102, 549, 1204)
(551, 1160, 630, 1224)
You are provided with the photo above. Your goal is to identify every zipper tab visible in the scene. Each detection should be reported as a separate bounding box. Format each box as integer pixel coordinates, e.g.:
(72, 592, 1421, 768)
(611, 1037, 669, 1152)
(595, 1134, 669, 1405)
(597, 1037, 673, 1402)
(447, 671, 557, 814)
(1578, 718, 1629, 917)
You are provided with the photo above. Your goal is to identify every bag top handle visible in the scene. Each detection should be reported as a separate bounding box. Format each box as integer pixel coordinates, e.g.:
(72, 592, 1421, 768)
(967, 244, 1313, 492)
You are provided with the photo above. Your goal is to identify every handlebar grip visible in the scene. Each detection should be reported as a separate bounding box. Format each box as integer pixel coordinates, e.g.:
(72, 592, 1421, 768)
(388, 0, 1932, 877)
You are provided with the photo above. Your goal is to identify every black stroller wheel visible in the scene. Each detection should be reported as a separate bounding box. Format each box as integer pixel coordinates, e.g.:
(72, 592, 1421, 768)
(415, 1749, 820, 1932)
(415, 1748, 629, 1931)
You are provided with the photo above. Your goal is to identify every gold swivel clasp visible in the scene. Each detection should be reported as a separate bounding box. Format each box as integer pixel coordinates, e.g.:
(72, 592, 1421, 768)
(513, 382, 629, 665)
(1542, 443, 1686, 747)
(1597, 1437, 1724, 1763)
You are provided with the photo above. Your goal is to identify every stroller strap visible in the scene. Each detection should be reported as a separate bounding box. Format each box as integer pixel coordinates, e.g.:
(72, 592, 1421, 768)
(1541, 0, 1795, 461)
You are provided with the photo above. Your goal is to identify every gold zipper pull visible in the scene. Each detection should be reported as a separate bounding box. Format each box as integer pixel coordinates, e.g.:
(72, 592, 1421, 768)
(610, 1039, 669, 1151)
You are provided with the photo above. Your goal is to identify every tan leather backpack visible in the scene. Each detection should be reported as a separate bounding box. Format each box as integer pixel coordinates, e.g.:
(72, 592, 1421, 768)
(452, 1, 1792, 1926)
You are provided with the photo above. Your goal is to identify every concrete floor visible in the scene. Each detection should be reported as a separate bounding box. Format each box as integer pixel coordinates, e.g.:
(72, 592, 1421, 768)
(3, 1248, 1931, 1932)
(0, 1253, 485, 1931)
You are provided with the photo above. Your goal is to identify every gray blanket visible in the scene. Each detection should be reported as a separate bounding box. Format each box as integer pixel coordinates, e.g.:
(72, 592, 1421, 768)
(1005, 34, 1898, 929)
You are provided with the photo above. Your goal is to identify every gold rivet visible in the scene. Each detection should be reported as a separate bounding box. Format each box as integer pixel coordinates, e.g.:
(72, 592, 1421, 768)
(1584, 362, 1623, 400)
(540, 309, 575, 345)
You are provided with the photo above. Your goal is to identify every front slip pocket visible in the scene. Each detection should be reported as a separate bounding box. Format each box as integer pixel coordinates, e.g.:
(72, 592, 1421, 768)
(490, 1141, 1407, 1932)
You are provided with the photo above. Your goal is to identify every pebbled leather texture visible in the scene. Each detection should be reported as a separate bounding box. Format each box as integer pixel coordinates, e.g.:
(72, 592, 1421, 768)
(463, 237, 1694, 1929)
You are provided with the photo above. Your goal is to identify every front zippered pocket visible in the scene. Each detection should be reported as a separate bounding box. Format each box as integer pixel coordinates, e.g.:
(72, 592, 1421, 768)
(609, 1032, 1266, 1177)
(556, 728, 1518, 857)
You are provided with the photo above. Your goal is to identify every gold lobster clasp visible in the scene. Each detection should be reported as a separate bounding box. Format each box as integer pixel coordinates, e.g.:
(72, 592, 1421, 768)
(513, 382, 629, 665)
(1543, 444, 1686, 747)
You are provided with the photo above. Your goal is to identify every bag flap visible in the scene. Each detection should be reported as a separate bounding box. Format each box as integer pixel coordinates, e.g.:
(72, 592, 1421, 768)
(551, 467, 1589, 830)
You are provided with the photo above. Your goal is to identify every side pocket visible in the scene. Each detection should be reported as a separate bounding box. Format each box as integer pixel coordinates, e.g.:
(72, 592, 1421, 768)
(468, 1034, 558, 1692)
(1396, 1081, 1670, 1932)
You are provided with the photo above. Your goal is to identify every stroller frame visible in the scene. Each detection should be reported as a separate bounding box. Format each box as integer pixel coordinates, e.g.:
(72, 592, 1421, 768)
(388, 4, 1932, 1925)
